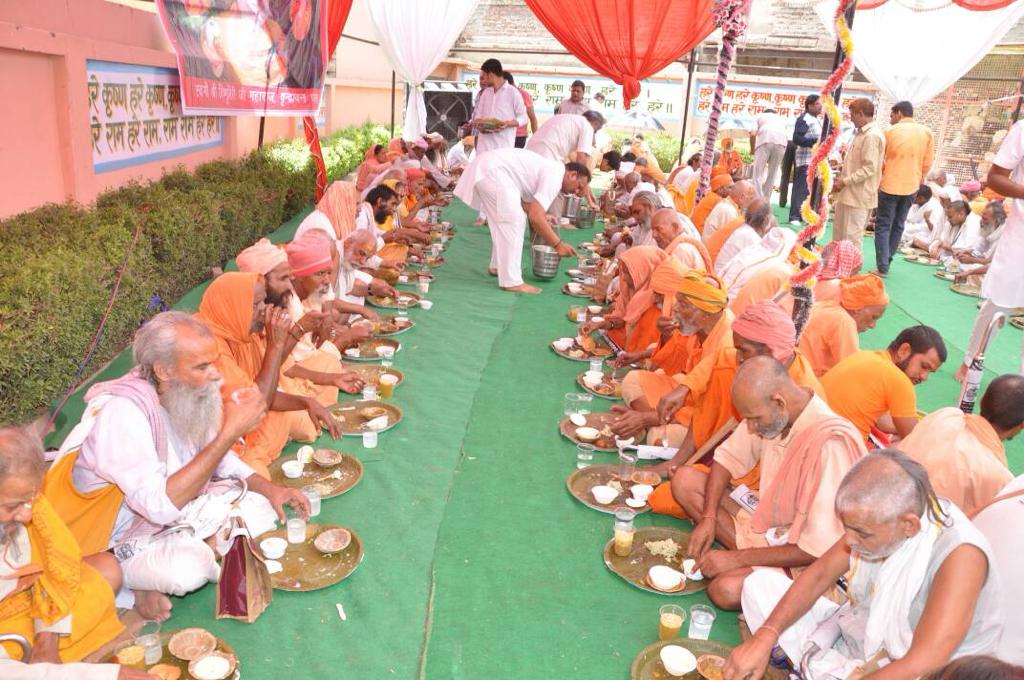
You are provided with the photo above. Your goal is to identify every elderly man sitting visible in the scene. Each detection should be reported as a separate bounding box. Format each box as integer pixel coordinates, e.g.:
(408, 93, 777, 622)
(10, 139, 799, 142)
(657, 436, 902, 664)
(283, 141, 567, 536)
(651, 207, 708, 271)
(728, 450, 1002, 680)
(711, 199, 777, 274)
(704, 180, 756, 240)
(46, 312, 309, 622)
(799, 274, 890, 376)
(898, 374, 1021, 515)
(674, 356, 866, 609)
(0, 426, 127, 668)
(614, 191, 662, 254)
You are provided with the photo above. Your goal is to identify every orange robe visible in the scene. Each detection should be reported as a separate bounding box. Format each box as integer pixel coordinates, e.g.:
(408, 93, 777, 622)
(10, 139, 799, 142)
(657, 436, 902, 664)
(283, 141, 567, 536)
(0, 496, 123, 662)
(196, 273, 305, 479)
(705, 215, 748, 266)
(691, 193, 723, 234)
(798, 301, 860, 377)
(898, 408, 1013, 516)
(729, 261, 792, 316)
(648, 350, 825, 518)
(821, 350, 919, 441)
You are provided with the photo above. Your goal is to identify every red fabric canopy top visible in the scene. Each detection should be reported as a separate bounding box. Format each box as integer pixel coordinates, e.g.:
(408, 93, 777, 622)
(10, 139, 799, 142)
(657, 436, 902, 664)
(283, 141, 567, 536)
(858, 0, 1015, 10)
(524, 0, 716, 108)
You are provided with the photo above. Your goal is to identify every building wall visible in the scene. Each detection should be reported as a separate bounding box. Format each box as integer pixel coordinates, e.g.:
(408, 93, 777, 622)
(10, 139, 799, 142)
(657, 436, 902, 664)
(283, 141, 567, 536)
(0, 0, 298, 219)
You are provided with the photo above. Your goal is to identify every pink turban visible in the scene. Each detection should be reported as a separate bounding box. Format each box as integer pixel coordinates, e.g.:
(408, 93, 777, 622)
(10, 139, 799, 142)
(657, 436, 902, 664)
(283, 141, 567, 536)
(819, 240, 863, 280)
(732, 300, 796, 363)
(285, 233, 333, 277)
(960, 180, 982, 193)
(412, 138, 429, 150)
(236, 238, 287, 275)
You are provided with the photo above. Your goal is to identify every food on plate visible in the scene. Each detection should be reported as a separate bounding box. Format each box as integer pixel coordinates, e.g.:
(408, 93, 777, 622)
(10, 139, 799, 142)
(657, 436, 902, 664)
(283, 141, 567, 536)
(313, 527, 352, 554)
(114, 644, 144, 665)
(359, 406, 388, 420)
(644, 538, 682, 561)
(148, 664, 182, 680)
(167, 628, 217, 661)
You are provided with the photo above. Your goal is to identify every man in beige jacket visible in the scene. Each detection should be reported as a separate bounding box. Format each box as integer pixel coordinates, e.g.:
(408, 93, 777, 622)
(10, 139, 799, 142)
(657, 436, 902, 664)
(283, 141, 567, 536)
(832, 98, 886, 247)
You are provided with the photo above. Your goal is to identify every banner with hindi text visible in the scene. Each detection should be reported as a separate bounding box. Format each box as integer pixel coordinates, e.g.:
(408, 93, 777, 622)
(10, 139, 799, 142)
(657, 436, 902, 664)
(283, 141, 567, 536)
(87, 60, 224, 174)
(155, 0, 328, 116)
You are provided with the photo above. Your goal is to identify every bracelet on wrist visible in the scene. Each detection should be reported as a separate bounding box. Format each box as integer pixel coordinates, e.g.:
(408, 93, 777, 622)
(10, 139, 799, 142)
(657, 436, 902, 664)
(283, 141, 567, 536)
(756, 624, 781, 643)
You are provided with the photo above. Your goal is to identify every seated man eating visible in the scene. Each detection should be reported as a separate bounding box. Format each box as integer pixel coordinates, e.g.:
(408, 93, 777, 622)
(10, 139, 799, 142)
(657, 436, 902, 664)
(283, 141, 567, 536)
(728, 450, 1003, 680)
(674, 356, 866, 609)
(46, 311, 309, 622)
(0, 426, 125, 666)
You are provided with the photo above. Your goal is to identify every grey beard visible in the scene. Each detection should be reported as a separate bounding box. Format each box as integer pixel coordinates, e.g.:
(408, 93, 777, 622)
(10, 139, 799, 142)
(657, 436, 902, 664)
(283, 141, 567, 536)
(161, 378, 223, 451)
(0, 522, 23, 560)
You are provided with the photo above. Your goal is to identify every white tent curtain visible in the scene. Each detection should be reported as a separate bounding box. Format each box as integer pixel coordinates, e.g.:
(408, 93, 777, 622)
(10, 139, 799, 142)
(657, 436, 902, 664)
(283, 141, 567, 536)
(816, 0, 1024, 105)
(367, 0, 480, 141)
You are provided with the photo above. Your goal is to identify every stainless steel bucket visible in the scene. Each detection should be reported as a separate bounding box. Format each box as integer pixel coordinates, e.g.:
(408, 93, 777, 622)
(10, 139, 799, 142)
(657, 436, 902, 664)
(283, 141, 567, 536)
(531, 245, 561, 279)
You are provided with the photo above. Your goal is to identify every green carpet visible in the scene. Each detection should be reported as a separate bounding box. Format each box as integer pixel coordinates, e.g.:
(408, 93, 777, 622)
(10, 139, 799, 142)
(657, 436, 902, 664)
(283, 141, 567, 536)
(42, 199, 1022, 679)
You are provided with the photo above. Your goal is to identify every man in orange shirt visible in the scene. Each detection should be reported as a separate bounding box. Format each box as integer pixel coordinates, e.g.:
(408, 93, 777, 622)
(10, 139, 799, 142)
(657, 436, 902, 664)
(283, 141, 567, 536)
(874, 101, 935, 276)
(691, 174, 734, 232)
(821, 325, 946, 442)
(798, 274, 889, 376)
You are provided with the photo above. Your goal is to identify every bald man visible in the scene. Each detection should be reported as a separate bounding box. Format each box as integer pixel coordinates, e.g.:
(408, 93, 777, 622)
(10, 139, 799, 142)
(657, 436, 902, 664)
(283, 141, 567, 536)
(703, 180, 756, 240)
(898, 374, 1022, 515)
(613, 172, 645, 216)
(730, 450, 1002, 680)
(711, 199, 777, 274)
(674, 356, 866, 609)
(651, 208, 707, 271)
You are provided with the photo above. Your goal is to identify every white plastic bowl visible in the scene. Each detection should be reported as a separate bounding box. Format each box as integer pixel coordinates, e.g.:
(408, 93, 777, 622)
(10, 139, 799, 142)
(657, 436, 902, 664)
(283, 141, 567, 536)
(588, 305, 603, 314)
(591, 485, 618, 504)
(582, 371, 603, 387)
(575, 426, 600, 443)
(682, 558, 704, 581)
(260, 537, 287, 560)
(648, 565, 685, 592)
(553, 338, 574, 352)
(419, 300, 433, 310)
(569, 413, 588, 427)
(281, 460, 304, 479)
(660, 645, 698, 677)
(630, 484, 654, 502)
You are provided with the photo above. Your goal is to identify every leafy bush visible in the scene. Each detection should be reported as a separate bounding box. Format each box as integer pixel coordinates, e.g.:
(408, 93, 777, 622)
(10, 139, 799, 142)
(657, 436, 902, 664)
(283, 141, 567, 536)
(606, 129, 754, 172)
(0, 121, 388, 423)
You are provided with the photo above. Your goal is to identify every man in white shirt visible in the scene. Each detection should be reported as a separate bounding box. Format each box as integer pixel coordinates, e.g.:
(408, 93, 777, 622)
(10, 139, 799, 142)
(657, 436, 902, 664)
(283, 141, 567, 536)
(555, 79, 591, 115)
(471, 59, 527, 154)
(715, 199, 777, 275)
(704, 180, 756, 239)
(526, 111, 604, 164)
(454, 149, 582, 293)
(904, 185, 946, 247)
(672, 153, 702, 193)
(929, 200, 980, 260)
(447, 136, 474, 172)
(411, 138, 452, 189)
(750, 109, 788, 199)
(53, 312, 309, 621)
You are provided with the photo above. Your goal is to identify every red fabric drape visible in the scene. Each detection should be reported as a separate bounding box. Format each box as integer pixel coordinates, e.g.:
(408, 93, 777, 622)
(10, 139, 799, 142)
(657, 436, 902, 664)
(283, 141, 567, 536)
(858, 0, 1015, 9)
(304, 0, 354, 201)
(524, 0, 716, 109)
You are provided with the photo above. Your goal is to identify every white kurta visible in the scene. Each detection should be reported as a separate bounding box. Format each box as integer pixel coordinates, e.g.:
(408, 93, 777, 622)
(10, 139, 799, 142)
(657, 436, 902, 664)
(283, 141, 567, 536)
(525, 114, 594, 162)
(672, 166, 697, 191)
(454, 148, 563, 287)
(982, 120, 1024, 306)
(715, 225, 764, 275)
(473, 82, 527, 153)
(703, 199, 740, 239)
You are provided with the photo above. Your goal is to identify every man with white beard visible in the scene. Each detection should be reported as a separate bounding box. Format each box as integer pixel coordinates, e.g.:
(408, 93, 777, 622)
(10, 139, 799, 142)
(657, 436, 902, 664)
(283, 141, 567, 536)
(726, 450, 1002, 680)
(46, 312, 310, 622)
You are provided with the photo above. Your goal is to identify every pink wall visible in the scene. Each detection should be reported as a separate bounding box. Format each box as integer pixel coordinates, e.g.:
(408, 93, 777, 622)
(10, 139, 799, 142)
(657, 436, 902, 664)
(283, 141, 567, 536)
(0, 0, 299, 219)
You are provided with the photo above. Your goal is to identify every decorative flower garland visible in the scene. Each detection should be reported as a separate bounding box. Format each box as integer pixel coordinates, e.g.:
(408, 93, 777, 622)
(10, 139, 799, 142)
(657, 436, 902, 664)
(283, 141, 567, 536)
(790, 0, 856, 337)
(695, 0, 750, 201)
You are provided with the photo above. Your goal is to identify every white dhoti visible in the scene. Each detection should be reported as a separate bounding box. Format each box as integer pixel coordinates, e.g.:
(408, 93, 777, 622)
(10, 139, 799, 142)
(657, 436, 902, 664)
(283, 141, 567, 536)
(112, 487, 278, 607)
(475, 170, 528, 288)
(741, 569, 865, 679)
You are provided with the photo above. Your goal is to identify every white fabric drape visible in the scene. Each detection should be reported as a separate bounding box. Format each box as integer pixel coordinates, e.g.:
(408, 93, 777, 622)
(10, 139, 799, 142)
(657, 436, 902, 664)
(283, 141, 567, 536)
(816, 0, 1024, 105)
(367, 0, 479, 140)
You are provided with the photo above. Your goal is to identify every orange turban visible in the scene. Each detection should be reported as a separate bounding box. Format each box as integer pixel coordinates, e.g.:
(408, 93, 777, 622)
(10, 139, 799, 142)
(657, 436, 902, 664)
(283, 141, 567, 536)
(286, 233, 334, 277)
(651, 258, 689, 316)
(676, 269, 727, 313)
(732, 301, 796, 363)
(196, 272, 264, 377)
(711, 174, 733, 191)
(721, 138, 734, 149)
(236, 238, 287, 275)
(839, 274, 889, 311)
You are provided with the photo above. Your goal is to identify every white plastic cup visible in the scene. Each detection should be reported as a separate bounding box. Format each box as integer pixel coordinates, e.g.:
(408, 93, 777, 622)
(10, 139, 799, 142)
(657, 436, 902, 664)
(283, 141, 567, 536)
(286, 517, 306, 544)
(363, 430, 378, 448)
(419, 300, 433, 310)
(302, 487, 322, 517)
(362, 384, 377, 401)
(417, 279, 430, 295)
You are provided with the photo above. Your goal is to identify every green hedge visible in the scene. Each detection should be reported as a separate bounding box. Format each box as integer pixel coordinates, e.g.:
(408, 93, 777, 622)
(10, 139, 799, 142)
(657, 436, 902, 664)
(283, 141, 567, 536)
(0, 121, 392, 424)
(607, 130, 754, 172)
